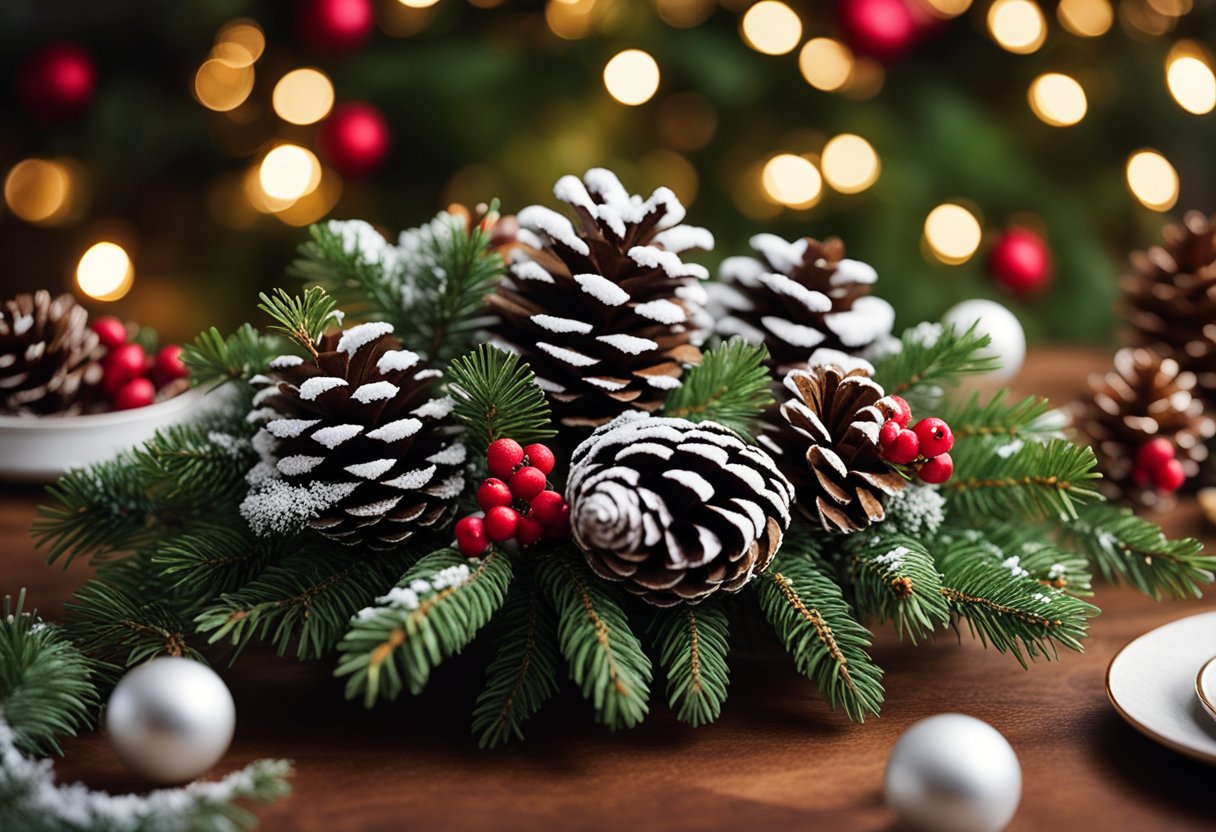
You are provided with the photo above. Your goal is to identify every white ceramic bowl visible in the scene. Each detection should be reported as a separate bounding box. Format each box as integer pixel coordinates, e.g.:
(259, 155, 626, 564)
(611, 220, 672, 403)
(0, 388, 210, 483)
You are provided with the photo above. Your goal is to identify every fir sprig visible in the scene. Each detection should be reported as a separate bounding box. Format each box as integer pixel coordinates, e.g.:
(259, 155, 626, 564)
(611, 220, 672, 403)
(846, 534, 950, 642)
(663, 338, 774, 440)
(257, 287, 340, 359)
(946, 438, 1101, 522)
(66, 576, 202, 668)
(940, 390, 1067, 441)
(872, 323, 999, 408)
(648, 603, 730, 727)
(181, 324, 280, 390)
(447, 344, 557, 453)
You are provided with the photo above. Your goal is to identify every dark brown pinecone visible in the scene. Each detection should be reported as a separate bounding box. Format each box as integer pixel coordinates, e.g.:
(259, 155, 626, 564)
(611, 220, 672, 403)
(487, 168, 711, 429)
(567, 412, 793, 606)
(715, 234, 895, 373)
(758, 363, 905, 533)
(242, 322, 466, 549)
(1122, 210, 1216, 404)
(1074, 347, 1214, 504)
(0, 291, 102, 416)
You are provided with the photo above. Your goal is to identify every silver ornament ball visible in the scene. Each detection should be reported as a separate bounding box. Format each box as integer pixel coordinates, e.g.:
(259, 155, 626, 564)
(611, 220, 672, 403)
(942, 299, 1026, 383)
(106, 656, 236, 784)
(884, 713, 1022, 832)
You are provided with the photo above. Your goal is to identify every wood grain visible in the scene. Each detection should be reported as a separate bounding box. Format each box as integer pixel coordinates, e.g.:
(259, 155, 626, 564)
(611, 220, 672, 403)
(2, 347, 1214, 832)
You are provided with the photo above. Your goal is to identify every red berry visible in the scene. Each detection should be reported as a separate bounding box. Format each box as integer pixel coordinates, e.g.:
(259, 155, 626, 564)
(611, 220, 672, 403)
(887, 395, 912, 427)
(455, 516, 488, 558)
(1135, 438, 1176, 472)
(918, 453, 954, 484)
(484, 506, 520, 542)
(153, 344, 188, 384)
(883, 429, 920, 465)
(515, 516, 544, 547)
(523, 443, 556, 475)
(101, 343, 147, 396)
(91, 316, 127, 350)
(1152, 458, 1186, 492)
(486, 438, 525, 479)
(912, 417, 954, 458)
(112, 377, 155, 411)
(510, 466, 547, 501)
(544, 504, 571, 539)
(879, 419, 901, 448)
(1131, 466, 1152, 488)
(530, 490, 566, 528)
(476, 478, 513, 511)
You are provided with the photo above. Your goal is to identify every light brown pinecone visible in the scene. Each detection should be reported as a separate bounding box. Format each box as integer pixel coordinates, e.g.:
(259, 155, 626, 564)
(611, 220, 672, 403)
(242, 322, 466, 549)
(715, 234, 894, 373)
(1074, 347, 1214, 503)
(1122, 211, 1216, 404)
(0, 291, 102, 416)
(487, 168, 712, 429)
(567, 412, 793, 606)
(758, 364, 905, 532)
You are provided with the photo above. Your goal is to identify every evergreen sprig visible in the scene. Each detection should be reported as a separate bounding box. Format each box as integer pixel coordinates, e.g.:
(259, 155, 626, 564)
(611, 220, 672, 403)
(872, 323, 999, 408)
(290, 221, 405, 333)
(149, 523, 278, 598)
(946, 438, 1101, 522)
(131, 421, 255, 506)
(181, 324, 280, 390)
(940, 390, 1067, 441)
(846, 534, 950, 642)
(663, 338, 774, 440)
(66, 576, 202, 668)
(447, 344, 557, 453)
(257, 287, 340, 359)
(649, 603, 731, 727)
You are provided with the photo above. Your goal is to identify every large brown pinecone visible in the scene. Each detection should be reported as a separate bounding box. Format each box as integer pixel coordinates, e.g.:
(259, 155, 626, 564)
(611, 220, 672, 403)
(1122, 211, 1216, 404)
(1074, 347, 1214, 504)
(487, 168, 711, 429)
(715, 234, 895, 373)
(0, 291, 102, 415)
(242, 322, 466, 548)
(758, 363, 905, 533)
(568, 412, 793, 607)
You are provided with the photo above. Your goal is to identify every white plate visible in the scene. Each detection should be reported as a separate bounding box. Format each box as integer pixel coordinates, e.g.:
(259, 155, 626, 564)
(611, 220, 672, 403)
(0, 388, 210, 482)
(1197, 656, 1216, 724)
(1107, 611, 1216, 764)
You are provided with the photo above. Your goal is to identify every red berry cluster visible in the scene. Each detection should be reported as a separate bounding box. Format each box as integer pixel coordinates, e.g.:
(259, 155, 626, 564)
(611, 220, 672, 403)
(91, 316, 188, 411)
(1131, 438, 1186, 493)
(878, 395, 955, 485)
(454, 438, 570, 558)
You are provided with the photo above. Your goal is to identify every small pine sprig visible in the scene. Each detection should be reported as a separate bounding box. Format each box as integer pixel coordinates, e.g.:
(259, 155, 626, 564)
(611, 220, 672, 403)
(648, 602, 730, 727)
(872, 323, 999, 408)
(336, 548, 513, 706)
(447, 344, 557, 454)
(290, 221, 405, 334)
(534, 550, 653, 731)
(972, 523, 1095, 597)
(149, 523, 279, 598)
(0, 591, 98, 757)
(846, 534, 950, 643)
(940, 390, 1067, 441)
(131, 420, 256, 506)
(65, 575, 202, 668)
(181, 324, 280, 390)
(257, 286, 341, 360)
(663, 338, 774, 441)
(945, 438, 1101, 522)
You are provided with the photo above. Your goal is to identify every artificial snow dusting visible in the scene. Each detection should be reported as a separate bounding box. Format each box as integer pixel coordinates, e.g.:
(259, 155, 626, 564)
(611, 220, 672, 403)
(1048, 563, 1067, 580)
(807, 348, 876, 375)
(663, 469, 715, 501)
(831, 258, 878, 286)
(511, 260, 555, 284)
(824, 296, 896, 348)
(574, 273, 630, 306)
(628, 246, 708, 280)
(351, 381, 399, 403)
(532, 314, 594, 334)
(762, 316, 827, 349)
(996, 439, 1025, 458)
(411, 396, 454, 419)
(307, 424, 360, 450)
(346, 496, 402, 517)
(328, 219, 401, 274)
(537, 341, 599, 367)
(1001, 556, 1030, 579)
(299, 377, 348, 401)
(632, 299, 686, 324)
(596, 334, 658, 355)
(241, 479, 359, 536)
(885, 484, 946, 537)
(377, 349, 420, 374)
(383, 465, 436, 490)
(652, 225, 714, 254)
(367, 417, 420, 442)
(265, 418, 320, 439)
(269, 354, 305, 369)
(276, 455, 324, 477)
(518, 205, 590, 255)
(345, 459, 397, 480)
(585, 377, 629, 391)
(337, 322, 395, 355)
(427, 444, 468, 465)
(749, 233, 807, 274)
(757, 273, 832, 312)
(874, 546, 910, 573)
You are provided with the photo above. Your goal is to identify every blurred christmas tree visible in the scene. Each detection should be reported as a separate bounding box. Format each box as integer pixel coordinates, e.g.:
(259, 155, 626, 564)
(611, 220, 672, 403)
(2, 0, 1214, 344)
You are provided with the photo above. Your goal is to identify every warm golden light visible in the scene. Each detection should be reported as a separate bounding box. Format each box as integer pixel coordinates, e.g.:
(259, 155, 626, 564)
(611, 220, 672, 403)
(258, 145, 322, 202)
(217, 20, 265, 63)
(799, 38, 854, 92)
(272, 68, 335, 125)
(924, 0, 973, 17)
(924, 204, 982, 265)
(988, 0, 1047, 54)
(545, 0, 598, 39)
(398, 0, 441, 6)
(194, 58, 254, 112)
(1126, 150, 1179, 211)
(4, 159, 71, 224)
(603, 49, 661, 106)
(1056, 0, 1113, 36)
(821, 134, 880, 194)
(741, 1, 802, 56)
(1167, 43, 1216, 115)
(656, 0, 715, 27)
(761, 154, 822, 209)
(76, 242, 134, 302)
(1028, 73, 1088, 126)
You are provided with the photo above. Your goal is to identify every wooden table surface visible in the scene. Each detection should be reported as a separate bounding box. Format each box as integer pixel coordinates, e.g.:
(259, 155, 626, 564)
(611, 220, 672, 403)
(3, 348, 1215, 832)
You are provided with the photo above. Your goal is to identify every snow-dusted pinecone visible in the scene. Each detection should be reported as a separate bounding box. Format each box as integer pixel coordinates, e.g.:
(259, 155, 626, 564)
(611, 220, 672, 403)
(488, 168, 713, 429)
(0, 291, 102, 415)
(760, 363, 905, 533)
(567, 412, 793, 607)
(242, 322, 466, 549)
(715, 234, 895, 373)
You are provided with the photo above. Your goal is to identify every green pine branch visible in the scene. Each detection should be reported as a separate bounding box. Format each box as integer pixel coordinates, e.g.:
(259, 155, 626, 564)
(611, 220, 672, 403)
(940, 390, 1066, 441)
(533, 550, 652, 731)
(335, 548, 513, 706)
(871, 323, 999, 408)
(846, 534, 950, 642)
(447, 344, 557, 454)
(648, 602, 730, 727)
(471, 577, 561, 748)
(257, 286, 340, 360)
(149, 523, 280, 599)
(945, 438, 1101, 522)
(663, 338, 773, 441)
(181, 324, 280, 391)
(131, 420, 256, 506)
(967, 523, 1095, 597)
(290, 221, 405, 334)
(65, 575, 202, 668)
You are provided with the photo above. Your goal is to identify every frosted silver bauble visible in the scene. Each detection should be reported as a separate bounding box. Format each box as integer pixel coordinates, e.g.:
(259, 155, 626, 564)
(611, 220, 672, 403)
(884, 713, 1022, 832)
(106, 656, 236, 784)
(942, 299, 1026, 383)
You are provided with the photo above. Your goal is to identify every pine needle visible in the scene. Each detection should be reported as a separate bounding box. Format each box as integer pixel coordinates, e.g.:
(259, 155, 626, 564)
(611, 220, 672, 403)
(447, 344, 557, 453)
(663, 338, 773, 440)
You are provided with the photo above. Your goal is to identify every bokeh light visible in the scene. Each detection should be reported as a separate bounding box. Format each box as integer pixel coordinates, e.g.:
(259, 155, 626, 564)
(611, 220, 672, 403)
(741, 1, 802, 56)
(545, 0, 598, 39)
(216, 20, 265, 63)
(1057, 0, 1113, 36)
(258, 145, 322, 202)
(821, 134, 880, 194)
(194, 58, 254, 112)
(1028, 73, 1088, 126)
(988, 0, 1047, 54)
(923, 0, 973, 17)
(272, 68, 335, 125)
(1126, 150, 1179, 211)
(76, 242, 134, 302)
(761, 154, 822, 209)
(398, 0, 441, 7)
(603, 50, 661, 106)
(924, 204, 982, 264)
(799, 39, 854, 92)
(641, 149, 699, 206)
(4, 159, 72, 225)
(656, 0, 716, 27)
(1166, 43, 1216, 115)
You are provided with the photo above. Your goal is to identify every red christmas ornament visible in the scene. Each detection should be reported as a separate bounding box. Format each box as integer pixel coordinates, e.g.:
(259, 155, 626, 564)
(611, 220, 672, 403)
(91, 316, 127, 351)
(988, 227, 1053, 295)
(113, 377, 155, 411)
(486, 438, 525, 479)
(837, 0, 919, 63)
(19, 43, 97, 120)
(319, 102, 391, 178)
(296, 0, 375, 56)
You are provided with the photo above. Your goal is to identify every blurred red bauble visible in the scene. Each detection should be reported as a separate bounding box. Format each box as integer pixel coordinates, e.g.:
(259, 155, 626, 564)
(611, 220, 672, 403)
(319, 103, 391, 177)
(19, 43, 97, 120)
(297, 0, 375, 55)
(837, 0, 919, 63)
(988, 227, 1053, 295)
